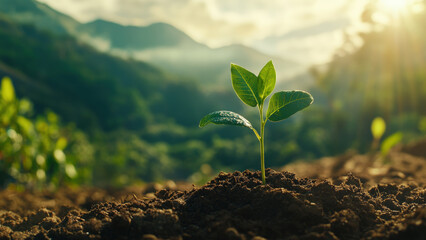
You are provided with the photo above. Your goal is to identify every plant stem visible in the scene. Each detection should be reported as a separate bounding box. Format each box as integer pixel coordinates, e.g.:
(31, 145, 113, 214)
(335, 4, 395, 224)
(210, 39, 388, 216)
(251, 127, 261, 141)
(259, 104, 266, 184)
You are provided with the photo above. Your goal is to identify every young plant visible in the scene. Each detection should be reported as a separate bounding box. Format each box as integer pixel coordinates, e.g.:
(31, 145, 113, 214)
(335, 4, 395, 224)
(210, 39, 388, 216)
(199, 61, 313, 184)
(370, 117, 403, 161)
(371, 117, 386, 151)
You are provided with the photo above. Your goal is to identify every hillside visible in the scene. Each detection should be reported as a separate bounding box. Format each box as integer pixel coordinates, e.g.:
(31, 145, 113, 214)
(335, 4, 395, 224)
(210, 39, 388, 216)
(0, 0, 79, 34)
(0, 15, 222, 131)
(83, 19, 305, 88)
(78, 20, 205, 50)
(0, 0, 307, 90)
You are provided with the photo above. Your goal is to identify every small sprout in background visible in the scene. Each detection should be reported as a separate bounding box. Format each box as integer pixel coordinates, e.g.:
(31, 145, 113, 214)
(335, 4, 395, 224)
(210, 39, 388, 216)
(1, 76, 16, 102)
(419, 117, 426, 134)
(65, 163, 78, 179)
(370, 116, 403, 162)
(199, 61, 313, 184)
(380, 132, 403, 159)
(371, 117, 386, 151)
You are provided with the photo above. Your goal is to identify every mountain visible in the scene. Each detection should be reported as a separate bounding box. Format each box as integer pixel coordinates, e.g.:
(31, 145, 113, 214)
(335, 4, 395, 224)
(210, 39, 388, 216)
(0, 15, 154, 130)
(121, 42, 303, 89)
(0, 0, 307, 90)
(78, 19, 206, 50)
(0, 0, 79, 34)
(0, 15, 230, 131)
(80, 19, 306, 89)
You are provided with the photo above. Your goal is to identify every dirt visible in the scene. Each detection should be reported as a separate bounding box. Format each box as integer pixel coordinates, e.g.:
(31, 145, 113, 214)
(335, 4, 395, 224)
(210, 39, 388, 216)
(0, 140, 425, 240)
(285, 139, 426, 187)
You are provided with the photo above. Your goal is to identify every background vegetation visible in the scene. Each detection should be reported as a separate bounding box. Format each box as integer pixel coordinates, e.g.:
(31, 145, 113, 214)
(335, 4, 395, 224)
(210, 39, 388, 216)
(0, 0, 425, 188)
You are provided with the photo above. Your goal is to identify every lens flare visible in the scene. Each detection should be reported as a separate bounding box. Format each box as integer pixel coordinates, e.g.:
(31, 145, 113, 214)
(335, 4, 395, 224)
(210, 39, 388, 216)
(378, 0, 409, 12)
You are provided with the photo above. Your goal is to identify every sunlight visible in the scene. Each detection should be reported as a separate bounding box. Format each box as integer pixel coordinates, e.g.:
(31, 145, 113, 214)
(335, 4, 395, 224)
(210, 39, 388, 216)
(378, 0, 410, 12)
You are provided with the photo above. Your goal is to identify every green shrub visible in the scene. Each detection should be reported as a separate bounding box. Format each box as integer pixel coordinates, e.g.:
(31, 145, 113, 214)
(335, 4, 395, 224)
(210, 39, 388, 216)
(0, 77, 93, 189)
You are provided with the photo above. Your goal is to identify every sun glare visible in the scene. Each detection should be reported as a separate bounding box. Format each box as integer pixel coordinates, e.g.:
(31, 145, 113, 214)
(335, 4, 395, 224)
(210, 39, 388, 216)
(378, 0, 409, 12)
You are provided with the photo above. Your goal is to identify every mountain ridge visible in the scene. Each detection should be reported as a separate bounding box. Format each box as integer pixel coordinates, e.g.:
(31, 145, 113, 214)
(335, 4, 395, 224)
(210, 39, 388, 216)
(76, 18, 305, 88)
(1, 0, 306, 89)
(0, 0, 79, 34)
(78, 19, 207, 50)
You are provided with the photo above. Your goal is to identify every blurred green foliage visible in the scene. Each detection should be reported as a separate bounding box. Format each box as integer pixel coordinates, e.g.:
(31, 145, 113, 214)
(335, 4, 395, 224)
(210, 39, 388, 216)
(0, 77, 94, 188)
(381, 132, 403, 158)
(371, 117, 386, 141)
(308, 0, 426, 154)
(369, 116, 403, 160)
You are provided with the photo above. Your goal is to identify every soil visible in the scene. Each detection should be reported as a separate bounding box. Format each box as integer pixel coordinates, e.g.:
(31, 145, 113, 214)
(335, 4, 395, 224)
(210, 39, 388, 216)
(0, 140, 425, 240)
(285, 139, 426, 187)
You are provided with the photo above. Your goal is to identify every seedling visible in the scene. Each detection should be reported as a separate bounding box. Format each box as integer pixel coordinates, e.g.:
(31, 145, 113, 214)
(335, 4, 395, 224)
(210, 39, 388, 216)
(370, 117, 403, 161)
(199, 61, 313, 184)
(380, 132, 402, 159)
(371, 117, 386, 151)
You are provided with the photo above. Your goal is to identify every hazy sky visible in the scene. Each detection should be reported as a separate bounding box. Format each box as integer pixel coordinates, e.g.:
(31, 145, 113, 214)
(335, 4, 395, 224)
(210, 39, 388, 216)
(36, 0, 368, 64)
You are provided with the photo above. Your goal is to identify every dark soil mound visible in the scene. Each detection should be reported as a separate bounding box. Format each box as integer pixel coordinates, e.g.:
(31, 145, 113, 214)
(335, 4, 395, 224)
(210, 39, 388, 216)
(285, 139, 426, 187)
(1, 169, 425, 240)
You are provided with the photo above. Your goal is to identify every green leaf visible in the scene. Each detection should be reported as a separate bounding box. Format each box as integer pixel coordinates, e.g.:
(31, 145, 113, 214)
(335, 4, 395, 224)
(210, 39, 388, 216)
(266, 90, 313, 122)
(258, 60, 276, 100)
(17, 116, 34, 136)
(56, 137, 68, 150)
(199, 111, 253, 129)
(371, 117, 386, 140)
(65, 163, 77, 178)
(380, 132, 402, 157)
(1, 77, 15, 102)
(231, 64, 261, 107)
